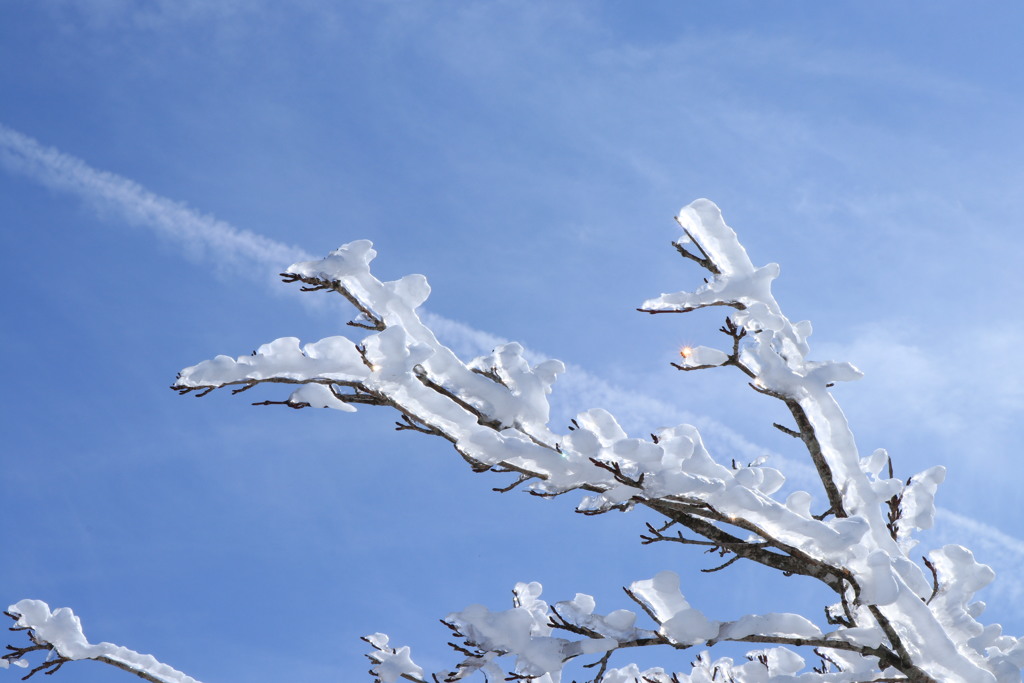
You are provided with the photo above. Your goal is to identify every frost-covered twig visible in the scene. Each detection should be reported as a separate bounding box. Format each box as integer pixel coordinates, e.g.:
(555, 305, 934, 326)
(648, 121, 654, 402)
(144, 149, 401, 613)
(418, 577, 919, 683)
(3, 602, 200, 683)
(11, 200, 1015, 682)
(160, 202, 1023, 681)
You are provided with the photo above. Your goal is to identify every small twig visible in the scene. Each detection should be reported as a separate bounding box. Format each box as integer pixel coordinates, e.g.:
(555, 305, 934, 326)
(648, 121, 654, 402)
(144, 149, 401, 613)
(670, 361, 723, 372)
(251, 399, 310, 409)
(772, 422, 800, 438)
(701, 553, 742, 573)
(748, 381, 848, 519)
(347, 312, 382, 330)
(923, 556, 939, 604)
(623, 587, 661, 627)
(589, 458, 645, 489)
(548, 606, 603, 641)
(446, 641, 478, 658)
(280, 272, 386, 330)
(394, 413, 441, 435)
(637, 300, 745, 315)
(171, 376, 367, 399)
(528, 488, 573, 499)
(20, 655, 70, 679)
(640, 521, 767, 551)
(673, 226, 722, 275)
(885, 457, 905, 541)
(578, 503, 632, 516)
(492, 475, 532, 493)
(812, 506, 836, 521)
(718, 319, 753, 378)
(824, 602, 854, 628)
(173, 385, 215, 397)
(471, 366, 508, 387)
(413, 366, 503, 430)
(582, 649, 614, 682)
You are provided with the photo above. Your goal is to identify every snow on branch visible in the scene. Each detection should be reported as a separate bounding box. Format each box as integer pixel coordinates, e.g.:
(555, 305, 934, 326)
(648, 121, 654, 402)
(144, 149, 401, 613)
(9, 200, 1023, 682)
(168, 201, 1024, 681)
(3, 601, 200, 682)
(363, 575, 905, 683)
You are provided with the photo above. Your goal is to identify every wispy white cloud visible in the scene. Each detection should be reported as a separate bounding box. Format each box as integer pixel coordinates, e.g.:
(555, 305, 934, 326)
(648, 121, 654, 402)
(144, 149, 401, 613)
(3, 121, 1020, 604)
(817, 323, 1024, 467)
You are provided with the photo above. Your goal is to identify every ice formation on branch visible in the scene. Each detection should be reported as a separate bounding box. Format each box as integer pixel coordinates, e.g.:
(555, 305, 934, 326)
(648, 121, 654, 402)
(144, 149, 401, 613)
(7, 200, 1022, 682)
(2, 600, 200, 682)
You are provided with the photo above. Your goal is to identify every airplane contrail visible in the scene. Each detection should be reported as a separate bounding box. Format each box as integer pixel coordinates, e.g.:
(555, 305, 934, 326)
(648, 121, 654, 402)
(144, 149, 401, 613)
(0, 123, 311, 272)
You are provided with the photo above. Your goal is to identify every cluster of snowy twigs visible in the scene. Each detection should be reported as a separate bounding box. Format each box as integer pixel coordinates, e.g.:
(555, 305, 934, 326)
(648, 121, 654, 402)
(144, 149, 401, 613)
(6, 200, 1023, 682)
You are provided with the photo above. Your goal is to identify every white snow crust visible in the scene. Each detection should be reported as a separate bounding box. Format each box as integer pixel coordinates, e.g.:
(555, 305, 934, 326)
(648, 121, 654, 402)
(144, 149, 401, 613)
(155, 200, 1021, 682)
(7, 600, 202, 683)
(365, 633, 426, 683)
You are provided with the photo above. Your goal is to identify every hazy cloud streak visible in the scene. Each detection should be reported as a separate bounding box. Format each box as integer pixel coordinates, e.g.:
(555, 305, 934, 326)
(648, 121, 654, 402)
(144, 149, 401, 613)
(0, 123, 311, 273)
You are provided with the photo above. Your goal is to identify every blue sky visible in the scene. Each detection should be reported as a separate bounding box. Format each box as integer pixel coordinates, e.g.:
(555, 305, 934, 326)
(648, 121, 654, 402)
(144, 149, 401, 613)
(2, 2, 1024, 680)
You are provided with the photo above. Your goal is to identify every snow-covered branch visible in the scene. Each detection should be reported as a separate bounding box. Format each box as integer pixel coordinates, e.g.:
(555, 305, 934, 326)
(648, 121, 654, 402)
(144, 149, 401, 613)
(361, 576, 909, 683)
(3, 601, 199, 682)
(8, 200, 1022, 682)
(167, 200, 1023, 681)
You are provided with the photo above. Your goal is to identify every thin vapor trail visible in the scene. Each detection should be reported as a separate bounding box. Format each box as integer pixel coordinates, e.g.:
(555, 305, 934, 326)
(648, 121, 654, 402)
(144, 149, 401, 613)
(0, 123, 311, 272)
(3, 121, 1020, 602)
